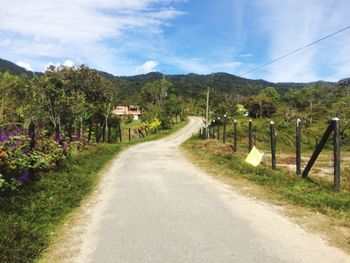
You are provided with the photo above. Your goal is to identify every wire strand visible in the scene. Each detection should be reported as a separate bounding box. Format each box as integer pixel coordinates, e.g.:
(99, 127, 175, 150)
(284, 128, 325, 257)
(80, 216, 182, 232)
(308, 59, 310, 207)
(240, 24, 350, 77)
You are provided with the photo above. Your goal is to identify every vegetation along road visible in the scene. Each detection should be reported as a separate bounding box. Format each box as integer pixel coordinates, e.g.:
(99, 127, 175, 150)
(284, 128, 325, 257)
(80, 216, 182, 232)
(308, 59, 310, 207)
(42, 117, 349, 263)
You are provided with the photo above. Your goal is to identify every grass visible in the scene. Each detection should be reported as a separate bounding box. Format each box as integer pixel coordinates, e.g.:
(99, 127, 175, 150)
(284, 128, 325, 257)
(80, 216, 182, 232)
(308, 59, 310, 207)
(182, 137, 350, 250)
(0, 119, 188, 263)
(210, 116, 350, 187)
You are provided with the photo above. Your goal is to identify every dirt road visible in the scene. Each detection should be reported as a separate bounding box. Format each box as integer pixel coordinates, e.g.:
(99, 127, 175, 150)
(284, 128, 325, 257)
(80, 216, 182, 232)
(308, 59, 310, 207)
(43, 117, 349, 263)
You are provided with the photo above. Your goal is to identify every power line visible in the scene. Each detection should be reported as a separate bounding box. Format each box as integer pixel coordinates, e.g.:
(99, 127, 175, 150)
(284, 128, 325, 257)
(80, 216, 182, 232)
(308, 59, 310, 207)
(240, 24, 350, 77)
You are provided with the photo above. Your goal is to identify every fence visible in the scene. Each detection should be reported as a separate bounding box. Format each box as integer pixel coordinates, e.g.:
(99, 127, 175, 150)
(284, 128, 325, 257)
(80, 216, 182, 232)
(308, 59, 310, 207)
(201, 117, 342, 191)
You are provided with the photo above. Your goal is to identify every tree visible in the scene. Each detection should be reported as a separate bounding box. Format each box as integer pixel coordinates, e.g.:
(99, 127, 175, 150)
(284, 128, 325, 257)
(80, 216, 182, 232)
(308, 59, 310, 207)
(163, 95, 182, 124)
(244, 95, 276, 118)
(259, 86, 280, 104)
(141, 79, 172, 110)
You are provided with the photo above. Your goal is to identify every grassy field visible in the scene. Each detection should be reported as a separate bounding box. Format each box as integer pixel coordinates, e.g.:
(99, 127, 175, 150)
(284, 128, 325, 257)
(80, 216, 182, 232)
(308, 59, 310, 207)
(182, 136, 350, 251)
(0, 119, 188, 263)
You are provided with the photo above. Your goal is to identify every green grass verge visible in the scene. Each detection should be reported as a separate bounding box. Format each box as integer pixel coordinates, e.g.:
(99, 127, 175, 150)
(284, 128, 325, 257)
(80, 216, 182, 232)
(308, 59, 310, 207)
(182, 137, 350, 225)
(0, 119, 188, 263)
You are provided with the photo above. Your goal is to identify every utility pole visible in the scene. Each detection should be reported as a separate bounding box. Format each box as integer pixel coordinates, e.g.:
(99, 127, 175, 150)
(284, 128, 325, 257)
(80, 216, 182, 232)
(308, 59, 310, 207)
(205, 87, 210, 139)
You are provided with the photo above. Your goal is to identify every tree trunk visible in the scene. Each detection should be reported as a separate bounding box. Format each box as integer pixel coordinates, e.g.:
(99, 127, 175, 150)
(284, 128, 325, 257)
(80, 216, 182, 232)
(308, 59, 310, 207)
(102, 119, 106, 143)
(95, 122, 100, 143)
(88, 119, 93, 143)
(108, 124, 111, 143)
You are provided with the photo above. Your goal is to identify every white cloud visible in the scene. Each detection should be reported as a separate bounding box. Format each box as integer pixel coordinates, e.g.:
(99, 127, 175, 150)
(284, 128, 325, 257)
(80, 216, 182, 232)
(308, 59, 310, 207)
(44, 60, 76, 71)
(63, 60, 76, 68)
(135, 60, 159, 74)
(0, 0, 184, 72)
(251, 0, 350, 82)
(15, 61, 33, 71)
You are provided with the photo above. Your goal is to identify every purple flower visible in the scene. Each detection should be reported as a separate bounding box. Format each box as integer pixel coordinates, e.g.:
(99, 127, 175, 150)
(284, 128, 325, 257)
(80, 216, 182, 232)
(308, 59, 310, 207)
(23, 148, 30, 155)
(53, 134, 62, 142)
(18, 170, 30, 183)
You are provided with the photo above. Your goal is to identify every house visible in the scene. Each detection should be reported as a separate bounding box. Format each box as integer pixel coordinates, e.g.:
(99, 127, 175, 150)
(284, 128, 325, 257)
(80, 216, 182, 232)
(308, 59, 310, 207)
(113, 105, 141, 120)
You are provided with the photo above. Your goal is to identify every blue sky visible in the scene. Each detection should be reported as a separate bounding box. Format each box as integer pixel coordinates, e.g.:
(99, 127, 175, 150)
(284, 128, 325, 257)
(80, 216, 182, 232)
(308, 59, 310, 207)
(0, 0, 350, 82)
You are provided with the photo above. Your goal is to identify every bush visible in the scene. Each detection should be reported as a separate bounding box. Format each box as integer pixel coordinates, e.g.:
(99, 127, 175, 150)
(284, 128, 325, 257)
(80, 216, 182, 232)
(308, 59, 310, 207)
(0, 128, 80, 193)
(124, 114, 134, 124)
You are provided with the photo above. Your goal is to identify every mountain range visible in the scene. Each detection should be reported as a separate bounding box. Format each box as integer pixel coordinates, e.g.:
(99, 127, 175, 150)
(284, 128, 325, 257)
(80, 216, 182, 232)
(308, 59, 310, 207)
(0, 57, 339, 103)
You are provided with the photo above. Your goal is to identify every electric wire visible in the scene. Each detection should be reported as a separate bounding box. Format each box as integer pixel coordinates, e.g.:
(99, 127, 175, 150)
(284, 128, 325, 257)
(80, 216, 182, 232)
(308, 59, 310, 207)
(240, 24, 350, 77)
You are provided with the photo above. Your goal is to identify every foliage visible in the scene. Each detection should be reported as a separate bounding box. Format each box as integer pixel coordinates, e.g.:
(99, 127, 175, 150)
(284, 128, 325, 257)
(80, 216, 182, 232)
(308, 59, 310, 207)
(124, 114, 134, 124)
(259, 86, 280, 103)
(0, 127, 81, 192)
(140, 118, 161, 132)
(0, 65, 120, 192)
(244, 94, 276, 118)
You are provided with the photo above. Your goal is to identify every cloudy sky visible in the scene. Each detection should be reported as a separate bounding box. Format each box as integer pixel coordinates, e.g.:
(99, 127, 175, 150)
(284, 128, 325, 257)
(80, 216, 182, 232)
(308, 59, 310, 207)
(0, 0, 349, 82)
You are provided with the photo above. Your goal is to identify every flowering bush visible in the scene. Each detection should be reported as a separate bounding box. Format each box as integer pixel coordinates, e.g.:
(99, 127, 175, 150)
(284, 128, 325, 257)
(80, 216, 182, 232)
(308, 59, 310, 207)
(0, 128, 79, 192)
(141, 118, 161, 133)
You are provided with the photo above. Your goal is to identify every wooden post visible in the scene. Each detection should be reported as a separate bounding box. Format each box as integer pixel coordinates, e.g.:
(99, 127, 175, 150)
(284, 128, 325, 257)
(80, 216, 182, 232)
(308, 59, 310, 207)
(217, 118, 220, 141)
(248, 119, 253, 152)
(129, 128, 131, 141)
(296, 118, 301, 175)
(233, 120, 237, 152)
(333, 118, 340, 191)
(138, 128, 145, 138)
(302, 120, 334, 178)
(205, 87, 210, 139)
(253, 131, 256, 146)
(118, 121, 122, 142)
(95, 122, 100, 143)
(223, 115, 227, 144)
(101, 121, 106, 143)
(270, 121, 276, 169)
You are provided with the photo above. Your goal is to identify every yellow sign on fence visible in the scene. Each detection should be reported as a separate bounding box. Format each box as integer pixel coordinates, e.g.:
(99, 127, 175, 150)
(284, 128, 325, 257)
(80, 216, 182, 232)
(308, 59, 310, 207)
(245, 146, 264, 167)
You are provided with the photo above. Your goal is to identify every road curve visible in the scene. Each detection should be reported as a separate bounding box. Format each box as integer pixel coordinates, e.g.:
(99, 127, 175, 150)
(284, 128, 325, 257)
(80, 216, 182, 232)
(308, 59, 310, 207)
(57, 117, 348, 263)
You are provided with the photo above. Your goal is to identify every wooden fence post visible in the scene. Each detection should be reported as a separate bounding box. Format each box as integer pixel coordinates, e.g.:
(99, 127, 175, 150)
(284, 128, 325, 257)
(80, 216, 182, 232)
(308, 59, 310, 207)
(333, 118, 340, 191)
(270, 121, 276, 169)
(129, 128, 131, 141)
(302, 120, 334, 178)
(138, 128, 145, 138)
(217, 118, 220, 141)
(118, 121, 122, 142)
(233, 120, 237, 152)
(223, 115, 227, 144)
(248, 119, 253, 152)
(253, 131, 256, 146)
(296, 118, 301, 175)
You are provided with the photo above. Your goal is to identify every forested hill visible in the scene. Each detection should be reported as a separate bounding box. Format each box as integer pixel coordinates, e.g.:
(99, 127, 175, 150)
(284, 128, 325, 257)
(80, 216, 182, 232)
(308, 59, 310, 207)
(0, 56, 337, 103)
(0, 58, 30, 75)
(101, 71, 335, 104)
